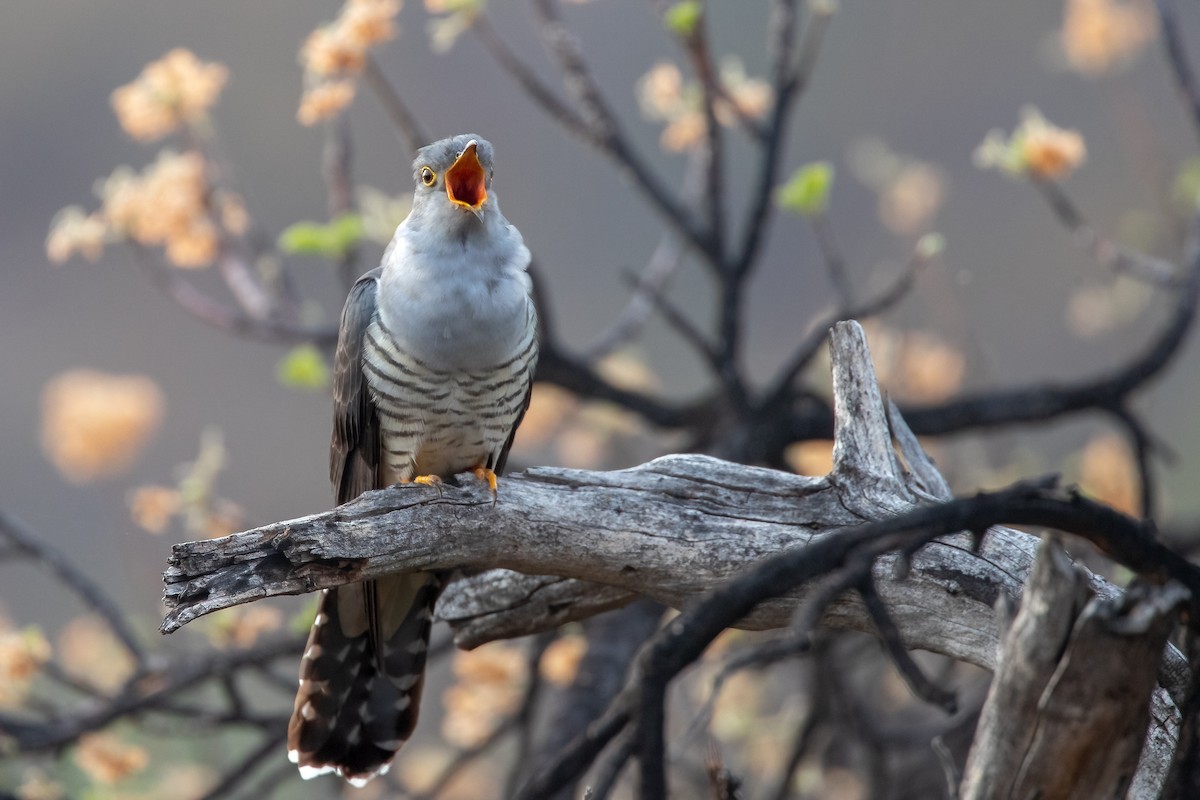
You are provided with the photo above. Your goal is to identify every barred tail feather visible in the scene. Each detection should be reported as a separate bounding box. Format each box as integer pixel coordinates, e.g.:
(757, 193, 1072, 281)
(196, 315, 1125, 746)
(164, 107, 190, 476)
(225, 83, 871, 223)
(287, 573, 442, 785)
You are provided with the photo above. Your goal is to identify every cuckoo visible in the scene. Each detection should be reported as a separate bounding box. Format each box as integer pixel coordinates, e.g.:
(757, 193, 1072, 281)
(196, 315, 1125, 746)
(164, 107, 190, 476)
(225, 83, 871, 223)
(287, 134, 538, 785)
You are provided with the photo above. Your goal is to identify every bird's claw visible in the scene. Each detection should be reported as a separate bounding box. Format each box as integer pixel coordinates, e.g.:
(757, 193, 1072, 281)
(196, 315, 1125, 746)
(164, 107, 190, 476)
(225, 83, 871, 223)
(472, 466, 499, 507)
(410, 474, 444, 497)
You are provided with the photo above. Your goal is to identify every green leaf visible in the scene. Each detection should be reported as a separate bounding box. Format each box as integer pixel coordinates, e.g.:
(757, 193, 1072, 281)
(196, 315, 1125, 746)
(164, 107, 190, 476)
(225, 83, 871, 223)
(1174, 156, 1200, 214)
(329, 213, 364, 250)
(664, 1, 702, 37)
(277, 345, 329, 390)
(776, 161, 835, 215)
(277, 222, 326, 255)
(277, 213, 363, 259)
(916, 233, 945, 259)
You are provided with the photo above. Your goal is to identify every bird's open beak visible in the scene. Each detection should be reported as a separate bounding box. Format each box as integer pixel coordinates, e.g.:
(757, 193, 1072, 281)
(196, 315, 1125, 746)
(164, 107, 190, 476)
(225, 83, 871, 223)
(445, 141, 488, 213)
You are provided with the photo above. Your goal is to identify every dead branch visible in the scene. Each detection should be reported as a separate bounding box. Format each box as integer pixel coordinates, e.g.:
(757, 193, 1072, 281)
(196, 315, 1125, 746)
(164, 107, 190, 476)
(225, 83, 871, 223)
(962, 536, 1189, 799)
(161, 321, 1195, 796)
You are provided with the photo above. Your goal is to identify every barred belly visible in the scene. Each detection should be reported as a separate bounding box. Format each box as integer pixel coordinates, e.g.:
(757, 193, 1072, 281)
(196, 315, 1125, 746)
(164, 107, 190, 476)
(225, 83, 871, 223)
(360, 314, 536, 483)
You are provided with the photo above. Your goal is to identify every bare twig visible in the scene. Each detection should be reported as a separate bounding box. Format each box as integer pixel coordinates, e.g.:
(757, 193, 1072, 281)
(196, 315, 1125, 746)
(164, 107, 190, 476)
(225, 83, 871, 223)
(811, 212, 853, 305)
(857, 576, 958, 714)
(731, 0, 833, 279)
(899, 212, 1200, 436)
(132, 247, 338, 346)
(504, 635, 554, 798)
(763, 252, 925, 411)
(535, 342, 708, 430)
(678, 8, 727, 264)
(198, 730, 287, 800)
(322, 116, 361, 291)
(586, 730, 636, 800)
(1034, 178, 1181, 286)
(618, 267, 721, 370)
(0, 511, 146, 667)
(583, 243, 686, 361)
(1156, 0, 1200, 144)
(0, 634, 303, 751)
(471, 14, 591, 140)
(1108, 404, 1159, 520)
(361, 55, 429, 153)
(527, 0, 713, 254)
(584, 149, 706, 361)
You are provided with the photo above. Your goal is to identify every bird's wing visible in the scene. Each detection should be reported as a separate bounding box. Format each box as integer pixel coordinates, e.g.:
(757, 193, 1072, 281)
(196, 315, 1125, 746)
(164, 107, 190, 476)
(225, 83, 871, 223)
(492, 296, 538, 476)
(330, 267, 383, 504)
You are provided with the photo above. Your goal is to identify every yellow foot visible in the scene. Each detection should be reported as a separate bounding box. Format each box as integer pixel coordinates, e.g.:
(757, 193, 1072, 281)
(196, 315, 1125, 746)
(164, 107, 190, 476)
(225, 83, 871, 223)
(404, 474, 444, 496)
(472, 466, 499, 506)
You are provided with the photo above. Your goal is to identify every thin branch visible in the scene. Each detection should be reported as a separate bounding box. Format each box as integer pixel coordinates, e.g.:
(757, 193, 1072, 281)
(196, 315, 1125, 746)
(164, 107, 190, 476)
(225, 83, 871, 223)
(635, 651, 668, 798)
(932, 735, 961, 800)
(583, 244, 685, 361)
(323, 115, 361, 292)
(535, 342, 710, 429)
(857, 575, 958, 714)
(1033, 178, 1181, 286)
(679, 9, 727, 264)
(526, 0, 713, 255)
(361, 55, 429, 153)
(1156, 0, 1200, 144)
(765, 700, 823, 800)
(586, 730, 636, 800)
(898, 212, 1200, 436)
(763, 252, 925, 411)
(789, 560, 874, 642)
(618, 268, 721, 370)
(409, 714, 516, 800)
(811, 212, 853, 305)
(0, 634, 303, 751)
(471, 14, 591, 139)
(535, 601, 662, 800)
(216, 252, 275, 321)
(515, 698, 631, 799)
(731, 0, 833, 279)
(714, 1, 833, 412)
(198, 730, 286, 800)
(504, 635, 554, 798)
(1108, 404, 1159, 520)
(583, 149, 706, 362)
(132, 247, 338, 346)
(0, 512, 146, 667)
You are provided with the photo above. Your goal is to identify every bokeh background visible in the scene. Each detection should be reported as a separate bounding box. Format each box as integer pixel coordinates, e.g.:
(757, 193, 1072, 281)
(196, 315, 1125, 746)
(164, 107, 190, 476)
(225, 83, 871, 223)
(3, 0, 1200, 795)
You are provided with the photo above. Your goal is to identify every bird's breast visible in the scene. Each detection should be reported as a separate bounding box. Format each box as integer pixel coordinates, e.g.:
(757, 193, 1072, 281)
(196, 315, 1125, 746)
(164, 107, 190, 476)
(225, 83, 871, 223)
(361, 314, 537, 481)
(376, 246, 533, 371)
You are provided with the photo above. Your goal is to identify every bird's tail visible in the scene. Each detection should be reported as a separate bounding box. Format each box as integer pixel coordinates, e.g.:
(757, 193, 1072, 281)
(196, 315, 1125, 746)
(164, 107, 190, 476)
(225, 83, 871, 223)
(287, 573, 441, 786)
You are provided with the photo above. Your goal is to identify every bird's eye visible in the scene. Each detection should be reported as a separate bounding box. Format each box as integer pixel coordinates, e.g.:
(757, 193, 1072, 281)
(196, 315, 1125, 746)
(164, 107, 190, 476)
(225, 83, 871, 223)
(420, 167, 436, 186)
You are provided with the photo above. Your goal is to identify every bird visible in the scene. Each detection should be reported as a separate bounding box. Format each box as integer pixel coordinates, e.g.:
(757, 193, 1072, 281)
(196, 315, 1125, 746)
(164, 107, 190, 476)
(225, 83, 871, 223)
(287, 134, 538, 785)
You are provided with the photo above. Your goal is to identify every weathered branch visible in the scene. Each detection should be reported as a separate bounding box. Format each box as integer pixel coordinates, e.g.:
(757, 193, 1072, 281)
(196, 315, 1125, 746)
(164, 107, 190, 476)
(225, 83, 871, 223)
(962, 536, 1189, 799)
(162, 321, 1194, 795)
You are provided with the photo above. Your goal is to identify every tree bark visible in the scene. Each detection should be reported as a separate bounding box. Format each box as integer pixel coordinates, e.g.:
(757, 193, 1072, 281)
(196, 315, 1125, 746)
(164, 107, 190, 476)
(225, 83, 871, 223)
(961, 536, 1188, 799)
(160, 321, 1187, 796)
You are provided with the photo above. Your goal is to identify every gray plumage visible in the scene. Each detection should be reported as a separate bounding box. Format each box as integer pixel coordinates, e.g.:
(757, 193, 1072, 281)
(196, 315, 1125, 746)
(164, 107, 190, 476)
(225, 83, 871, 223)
(287, 134, 538, 785)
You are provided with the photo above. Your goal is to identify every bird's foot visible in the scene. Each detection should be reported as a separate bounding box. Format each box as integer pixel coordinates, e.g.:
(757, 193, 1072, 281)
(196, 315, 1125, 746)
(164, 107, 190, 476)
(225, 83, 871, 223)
(471, 466, 499, 506)
(405, 474, 444, 497)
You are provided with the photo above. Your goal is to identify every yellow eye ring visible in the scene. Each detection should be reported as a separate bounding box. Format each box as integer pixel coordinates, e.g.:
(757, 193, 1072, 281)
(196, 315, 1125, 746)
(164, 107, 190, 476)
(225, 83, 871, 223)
(420, 166, 436, 186)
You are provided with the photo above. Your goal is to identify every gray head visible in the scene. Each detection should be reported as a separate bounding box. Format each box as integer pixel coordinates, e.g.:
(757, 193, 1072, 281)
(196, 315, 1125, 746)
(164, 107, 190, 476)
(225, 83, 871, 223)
(408, 134, 497, 229)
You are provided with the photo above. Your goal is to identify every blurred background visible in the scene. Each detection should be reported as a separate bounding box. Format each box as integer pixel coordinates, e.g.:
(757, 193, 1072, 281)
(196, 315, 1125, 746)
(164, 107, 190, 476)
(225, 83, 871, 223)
(2, 0, 1199, 796)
